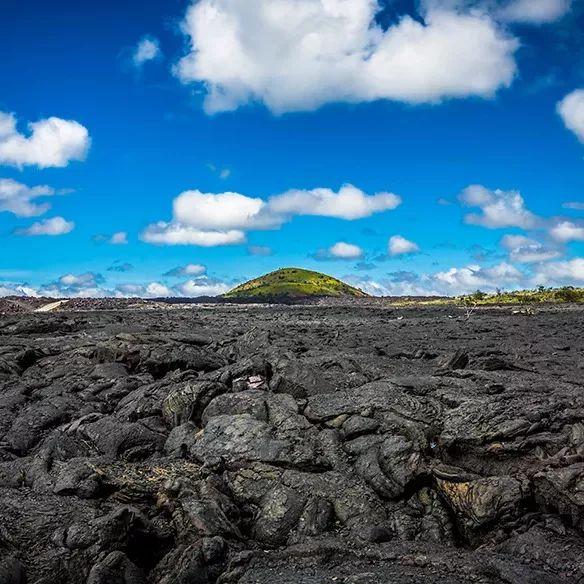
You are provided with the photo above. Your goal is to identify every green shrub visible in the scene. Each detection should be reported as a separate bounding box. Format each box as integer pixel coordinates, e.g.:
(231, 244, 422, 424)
(457, 286, 584, 306)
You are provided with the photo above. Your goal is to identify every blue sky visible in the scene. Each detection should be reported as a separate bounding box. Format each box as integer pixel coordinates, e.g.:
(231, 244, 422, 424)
(1, 0, 583, 297)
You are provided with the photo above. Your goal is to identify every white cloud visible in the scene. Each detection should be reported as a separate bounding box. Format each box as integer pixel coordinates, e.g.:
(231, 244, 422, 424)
(133, 37, 161, 67)
(344, 274, 442, 296)
(423, 0, 572, 23)
(343, 277, 392, 296)
(164, 263, 207, 277)
(482, 262, 524, 281)
(498, 0, 572, 23)
(435, 265, 487, 289)
(388, 235, 420, 256)
(58, 272, 102, 288)
(39, 277, 147, 299)
(434, 261, 523, 293)
(110, 231, 128, 245)
(533, 258, 584, 284)
(269, 185, 401, 220)
(1, 272, 234, 300)
(0, 114, 15, 138)
(329, 241, 363, 259)
(0, 283, 40, 298)
(177, 0, 518, 114)
(549, 220, 584, 243)
(174, 190, 269, 229)
(315, 241, 364, 260)
(141, 222, 246, 246)
(459, 184, 539, 229)
(142, 184, 400, 247)
(176, 278, 231, 297)
(115, 284, 143, 296)
(172, 185, 400, 230)
(142, 190, 274, 246)
(50, 287, 107, 298)
(16, 216, 75, 236)
(501, 234, 560, 263)
(0, 178, 55, 217)
(116, 275, 231, 298)
(0, 285, 19, 297)
(0, 111, 90, 168)
(558, 90, 584, 144)
(145, 282, 172, 297)
(37, 272, 106, 298)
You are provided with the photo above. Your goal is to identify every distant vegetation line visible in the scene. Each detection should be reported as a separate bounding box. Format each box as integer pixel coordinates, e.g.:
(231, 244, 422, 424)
(457, 286, 584, 305)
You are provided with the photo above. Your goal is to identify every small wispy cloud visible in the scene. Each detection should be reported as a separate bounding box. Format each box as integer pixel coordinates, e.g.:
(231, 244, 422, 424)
(387, 270, 420, 284)
(388, 235, 420, 257)
(132, 36, 161, 68)
(110, 231, 128, 245)
(164, 263, 207, 277)
(247, 245, 273, 256)
(107, 262, 134, 273)
(563, 201, 584, 211)
(355, 261, 376, 271)
(313, 241, 364, 261)
(207, 163, 231, 180)
(38, 272, 106, 298)
(500, 234, 560, 263)
(93, 231, 129, 245)
(175, 276, 230, 297)
(0, 178, 55, 218)
(15, 216, 74, 236)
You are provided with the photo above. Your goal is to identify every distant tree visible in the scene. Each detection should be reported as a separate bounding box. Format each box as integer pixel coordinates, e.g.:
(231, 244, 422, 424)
(471, 289, 487, 301)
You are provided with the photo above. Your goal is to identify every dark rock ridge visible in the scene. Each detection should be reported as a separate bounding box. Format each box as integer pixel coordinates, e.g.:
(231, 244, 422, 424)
(0, 303, 583, 583)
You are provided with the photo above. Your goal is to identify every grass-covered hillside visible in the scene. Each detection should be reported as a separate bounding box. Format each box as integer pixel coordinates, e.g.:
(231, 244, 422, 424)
(458, 286, 584, 305)
(223, 268, 369, 299)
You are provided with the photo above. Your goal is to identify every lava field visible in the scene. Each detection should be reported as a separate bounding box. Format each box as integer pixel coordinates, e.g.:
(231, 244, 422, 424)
(1, 303, 584, 583)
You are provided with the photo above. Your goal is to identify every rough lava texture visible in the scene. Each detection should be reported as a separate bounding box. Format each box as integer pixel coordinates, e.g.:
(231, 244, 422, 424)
(0, 303, 583, 583)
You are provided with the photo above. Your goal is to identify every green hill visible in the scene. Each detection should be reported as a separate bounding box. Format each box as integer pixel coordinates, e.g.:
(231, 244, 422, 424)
(223, 268, 369, 299)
